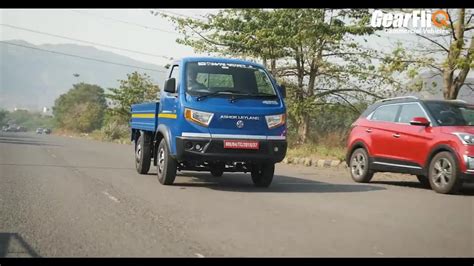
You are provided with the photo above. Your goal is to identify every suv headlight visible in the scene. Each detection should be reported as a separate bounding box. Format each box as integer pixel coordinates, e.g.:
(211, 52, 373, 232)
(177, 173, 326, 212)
(453, 133, 474, 145)
(465, 155, 474, 170)
(184, 108, 214, 127)
(265, 114, 286, 129)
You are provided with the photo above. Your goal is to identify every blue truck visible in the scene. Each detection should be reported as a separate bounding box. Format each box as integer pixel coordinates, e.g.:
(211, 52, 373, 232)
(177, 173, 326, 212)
(130, 57, 287, 187)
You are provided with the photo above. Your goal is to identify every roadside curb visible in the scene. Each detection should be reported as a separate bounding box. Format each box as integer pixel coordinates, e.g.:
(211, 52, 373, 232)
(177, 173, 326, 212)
(281, 157, 348, 169)
(52, 132, 130, 145)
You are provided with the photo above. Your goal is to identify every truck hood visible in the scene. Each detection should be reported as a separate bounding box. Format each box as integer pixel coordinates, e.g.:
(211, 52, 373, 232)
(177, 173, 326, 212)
(184, 94, 286, 137)
(184, 93, 284, 113)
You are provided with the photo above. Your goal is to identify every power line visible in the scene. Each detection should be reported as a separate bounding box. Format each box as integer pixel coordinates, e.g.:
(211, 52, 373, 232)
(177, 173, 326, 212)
(151, 9, 204, 20)
(0, 23, 174, 60)
(71, 10, 179, 35)
(2, 23, 172, 60)
(0, 41, 166, 73)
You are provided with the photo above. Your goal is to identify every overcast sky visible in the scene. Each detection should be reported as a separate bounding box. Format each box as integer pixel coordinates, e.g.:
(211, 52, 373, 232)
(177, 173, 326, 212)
(0, 8, 470, 75)
(0, 9, 412, 65)
(0, 9, 221, 66)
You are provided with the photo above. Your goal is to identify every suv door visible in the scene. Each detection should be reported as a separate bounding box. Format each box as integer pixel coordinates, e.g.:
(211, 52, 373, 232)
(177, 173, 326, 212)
(392, 103, 434, 167)
(367, 103, 401, 160)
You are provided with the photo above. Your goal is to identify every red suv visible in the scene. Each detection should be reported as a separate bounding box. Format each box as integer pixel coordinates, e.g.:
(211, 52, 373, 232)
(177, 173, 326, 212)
(346, 96, 474, 194)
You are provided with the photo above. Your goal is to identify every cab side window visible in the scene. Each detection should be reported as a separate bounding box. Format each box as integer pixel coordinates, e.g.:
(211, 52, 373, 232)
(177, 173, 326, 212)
(254, 70, 274, 94)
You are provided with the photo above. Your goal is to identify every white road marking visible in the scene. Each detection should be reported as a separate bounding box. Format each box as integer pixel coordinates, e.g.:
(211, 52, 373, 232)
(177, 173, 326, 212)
(102, 191, 120, 203)
(50, 154, 56, 158)
(195, 253, 205, 258)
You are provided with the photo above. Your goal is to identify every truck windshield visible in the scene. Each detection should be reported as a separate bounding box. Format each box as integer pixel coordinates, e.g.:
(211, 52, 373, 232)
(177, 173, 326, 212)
(185, 61, 277, 97)
(425, 102, 474, 126)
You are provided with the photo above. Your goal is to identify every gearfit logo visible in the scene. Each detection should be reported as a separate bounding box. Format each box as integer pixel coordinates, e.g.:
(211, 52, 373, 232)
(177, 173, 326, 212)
(370, 10, 450, 34)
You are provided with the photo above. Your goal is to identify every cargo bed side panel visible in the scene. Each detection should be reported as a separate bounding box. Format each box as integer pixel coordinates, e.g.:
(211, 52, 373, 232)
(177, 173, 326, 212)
(130, 102, 159, 132)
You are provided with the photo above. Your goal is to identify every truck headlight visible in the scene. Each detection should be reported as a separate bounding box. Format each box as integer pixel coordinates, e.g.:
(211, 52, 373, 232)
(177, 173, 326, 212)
(265, 114, 285, 129)
(184, 108, 214, 127)
(453, 133, 474, 145)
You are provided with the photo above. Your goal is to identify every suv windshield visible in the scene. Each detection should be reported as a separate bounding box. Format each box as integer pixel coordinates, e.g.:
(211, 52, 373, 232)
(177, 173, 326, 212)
(425, 102, 474, 126)
(185, 61, 277, 97)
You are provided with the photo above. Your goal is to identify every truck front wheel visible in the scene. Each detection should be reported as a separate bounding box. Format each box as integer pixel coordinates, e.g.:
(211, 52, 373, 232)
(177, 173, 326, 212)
(251, 163, 274, 188)
(157, 139, 177, 185)
(135, 134, 151, 174)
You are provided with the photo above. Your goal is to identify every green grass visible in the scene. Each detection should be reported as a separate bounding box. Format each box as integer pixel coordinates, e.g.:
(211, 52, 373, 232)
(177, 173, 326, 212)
(286, 143, 346, 161)
(53, 128, 130, 144)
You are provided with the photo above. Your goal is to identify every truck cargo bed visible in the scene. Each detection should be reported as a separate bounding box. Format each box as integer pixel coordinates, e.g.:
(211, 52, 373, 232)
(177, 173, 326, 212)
(130, 102, 159, 132)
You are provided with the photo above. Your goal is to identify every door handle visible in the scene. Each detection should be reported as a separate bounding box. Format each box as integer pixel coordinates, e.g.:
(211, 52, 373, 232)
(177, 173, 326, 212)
(366, 128, 372, 133)
(392, 133, 400, 138)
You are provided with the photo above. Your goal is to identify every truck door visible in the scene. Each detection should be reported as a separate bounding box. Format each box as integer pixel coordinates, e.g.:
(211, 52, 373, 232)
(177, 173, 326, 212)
(159, 65, 180, 151)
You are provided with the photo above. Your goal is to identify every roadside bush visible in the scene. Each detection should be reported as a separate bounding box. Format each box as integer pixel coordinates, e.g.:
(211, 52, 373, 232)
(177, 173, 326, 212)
(101, 121, 129, 141)
(53, 83, 107, 133)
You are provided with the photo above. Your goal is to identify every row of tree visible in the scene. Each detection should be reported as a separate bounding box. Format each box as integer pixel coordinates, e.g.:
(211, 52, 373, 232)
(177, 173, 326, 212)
(52, 72, 159, 134)
(51, 9, 473, 145)
(0, 109, 54, 130)
(51, 69, 362, 146)
(160, 8, 473, 143)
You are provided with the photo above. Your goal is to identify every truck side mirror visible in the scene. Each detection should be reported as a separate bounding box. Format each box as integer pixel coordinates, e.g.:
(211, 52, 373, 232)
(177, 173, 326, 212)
(164, 78, 176, 93)
(279, 85, 286, 98)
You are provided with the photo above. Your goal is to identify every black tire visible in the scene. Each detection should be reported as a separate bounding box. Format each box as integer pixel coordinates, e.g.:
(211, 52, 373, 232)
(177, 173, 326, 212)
(135, 134, 151, 174)
(416, 175, 430, 187)
(349, 148, 374, 183)
(428, 152, 462, 194)
(156, 138, 177, 185)
(251, 163, 274, 188)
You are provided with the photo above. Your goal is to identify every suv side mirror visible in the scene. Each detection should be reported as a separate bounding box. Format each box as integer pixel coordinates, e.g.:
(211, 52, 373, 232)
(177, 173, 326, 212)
(410, 117, 430, 127)
(279, 85, 286, 98)
(164, 78, 176, 93)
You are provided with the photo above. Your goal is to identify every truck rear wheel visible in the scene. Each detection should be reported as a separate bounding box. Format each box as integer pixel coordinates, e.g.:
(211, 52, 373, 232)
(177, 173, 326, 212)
(135, 134, 151, 174)
(251, 163, 274, 188)
(157, 139, 177, 185)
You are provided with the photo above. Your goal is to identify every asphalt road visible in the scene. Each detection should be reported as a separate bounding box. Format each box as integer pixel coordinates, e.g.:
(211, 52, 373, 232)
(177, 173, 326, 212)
(1, 132, 473, 257)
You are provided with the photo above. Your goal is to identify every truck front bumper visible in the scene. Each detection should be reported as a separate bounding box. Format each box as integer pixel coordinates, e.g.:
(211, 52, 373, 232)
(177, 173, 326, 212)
(175, 137, 287, 163)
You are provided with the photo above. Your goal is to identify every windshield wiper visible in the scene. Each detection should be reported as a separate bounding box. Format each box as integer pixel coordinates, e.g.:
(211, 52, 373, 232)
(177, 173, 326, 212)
(196, 90, 243, 101)
(229, 92, 277, 103)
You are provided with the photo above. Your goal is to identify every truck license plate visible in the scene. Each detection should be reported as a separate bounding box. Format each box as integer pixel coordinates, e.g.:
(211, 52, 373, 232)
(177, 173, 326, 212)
(223, 140, 259, 150)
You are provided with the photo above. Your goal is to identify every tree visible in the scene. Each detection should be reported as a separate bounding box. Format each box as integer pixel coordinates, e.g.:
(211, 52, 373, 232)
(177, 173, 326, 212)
(163, 9, 393, 143)
(53, 83, 107, 133)
(0, 109, 8, 126)
(4, 110, 54, 130)
(382, 9, 473, 99)
(106, 72, 159, 124)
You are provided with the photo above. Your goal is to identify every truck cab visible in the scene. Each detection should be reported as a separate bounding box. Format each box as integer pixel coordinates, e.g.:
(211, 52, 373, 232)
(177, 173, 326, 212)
(131, 57, 287, 187)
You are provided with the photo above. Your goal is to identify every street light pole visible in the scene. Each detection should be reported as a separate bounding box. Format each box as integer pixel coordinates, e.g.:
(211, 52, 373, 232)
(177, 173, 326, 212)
(73, 73, 81, 84)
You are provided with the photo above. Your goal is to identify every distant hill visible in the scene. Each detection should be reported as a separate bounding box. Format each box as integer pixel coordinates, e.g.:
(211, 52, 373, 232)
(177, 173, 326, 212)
(0, 40, 167, 111)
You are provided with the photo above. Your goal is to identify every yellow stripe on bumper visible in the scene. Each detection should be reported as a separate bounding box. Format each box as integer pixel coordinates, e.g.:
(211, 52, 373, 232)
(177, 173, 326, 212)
(131, 113, 155, 118)
(158, 113, 177, 119)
